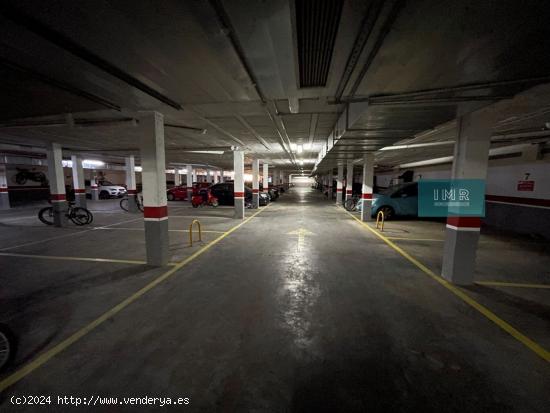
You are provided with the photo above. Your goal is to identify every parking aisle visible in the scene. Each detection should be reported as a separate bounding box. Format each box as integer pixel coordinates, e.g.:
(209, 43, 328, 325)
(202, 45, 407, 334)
(1, 187, 549, 412)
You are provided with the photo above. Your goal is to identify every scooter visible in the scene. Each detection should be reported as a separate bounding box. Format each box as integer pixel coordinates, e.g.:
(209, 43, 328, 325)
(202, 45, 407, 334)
(191, 189, 219, 208)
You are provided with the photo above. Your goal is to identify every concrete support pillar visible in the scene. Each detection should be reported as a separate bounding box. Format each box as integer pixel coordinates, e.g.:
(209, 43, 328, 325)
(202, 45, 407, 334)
(262, 162, 269, 193)
(206, 169, 213, 184)
(220, 169, 225, 183)
(90, 175, 99, 201)
(442, 109, 495, 285)
(46, 142, 68, 227)
(140, 112, 169, 266)
(71, 155, 86, 208)
(346, 161, 354, 202)
(186, 165, 193, 202)
(336, 165, 344, 205)
(252, 159, 260, 209)
(361, 153, 374, 221)
(125, 155, 138, 213)
(0, 164, 10, 210)
(327, 170, 333, 200)
(174, 168, 182, 186)
(192, 169, 196, 184)
(234, 150, 245, 219)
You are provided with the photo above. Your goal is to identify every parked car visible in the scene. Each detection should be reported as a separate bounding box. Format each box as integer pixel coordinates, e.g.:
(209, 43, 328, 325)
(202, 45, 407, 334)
(371, 182, 418, 219)
(167, 183, 210, 201)
(259, 184, 279, 201)
(85, 179, 127, 199)
(209, 182, 269, 206)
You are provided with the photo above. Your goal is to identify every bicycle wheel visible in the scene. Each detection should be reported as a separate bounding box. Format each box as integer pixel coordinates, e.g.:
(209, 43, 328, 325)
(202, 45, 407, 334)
(344, 198, 355, 211)
(70, 207, 93, 225)
(120, 198, 129, 211)
(38, 206, 54, 225)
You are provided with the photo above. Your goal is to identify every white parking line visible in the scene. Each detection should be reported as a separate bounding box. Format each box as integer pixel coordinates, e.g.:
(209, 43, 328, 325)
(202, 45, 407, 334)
(0, 217, 144, 252)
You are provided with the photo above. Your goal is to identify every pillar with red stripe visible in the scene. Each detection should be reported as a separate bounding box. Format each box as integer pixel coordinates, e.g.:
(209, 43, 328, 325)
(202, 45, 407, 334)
(0, 164, 10, 210)
(234, 149, 245, 219)
(336, 165, 344, 205)
(361, 153, 374, 221)
(252, 158, 260, 209)
(345, 160, 354, 202)
(46, 142, 68, 227)
(125, 155, 139, 213)
(140, 111, 169, 266)
(442, 108, 495, 285)
(71, 155, 86, 208)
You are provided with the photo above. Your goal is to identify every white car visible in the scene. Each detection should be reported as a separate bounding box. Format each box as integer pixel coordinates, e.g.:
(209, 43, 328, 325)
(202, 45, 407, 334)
(85, 180, 127, 199)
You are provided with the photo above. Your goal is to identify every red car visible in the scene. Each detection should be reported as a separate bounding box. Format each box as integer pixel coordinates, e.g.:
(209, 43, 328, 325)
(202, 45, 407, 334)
(167, 183, 210, 201)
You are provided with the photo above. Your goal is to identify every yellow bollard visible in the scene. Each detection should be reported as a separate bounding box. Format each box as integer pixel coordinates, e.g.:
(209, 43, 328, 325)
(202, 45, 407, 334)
(189, 219, 202, 247)
(376, 211, 385, 232)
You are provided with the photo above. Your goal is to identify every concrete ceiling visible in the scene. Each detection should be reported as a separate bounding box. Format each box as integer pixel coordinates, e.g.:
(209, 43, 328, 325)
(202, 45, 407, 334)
(0, 0, 550, 173)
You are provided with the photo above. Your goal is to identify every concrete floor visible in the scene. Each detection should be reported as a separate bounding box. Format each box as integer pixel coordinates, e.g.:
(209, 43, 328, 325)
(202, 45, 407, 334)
(0, 188, 549, 412)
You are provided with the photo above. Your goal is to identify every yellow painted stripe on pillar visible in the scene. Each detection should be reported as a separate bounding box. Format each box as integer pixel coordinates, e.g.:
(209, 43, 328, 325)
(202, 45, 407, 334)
(342, 208, 550, 363)
(0, 206, 269, 392)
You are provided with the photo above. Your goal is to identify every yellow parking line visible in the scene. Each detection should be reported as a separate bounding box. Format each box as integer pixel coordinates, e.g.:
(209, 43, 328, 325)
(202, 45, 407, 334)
(476, 281, 550, 289)
(341, 208, 550, 363)
(386, 237, 444, 242)
(95, 227, 226, 233)
(0, 206, 269, 392)
(0, 252, 178, 266)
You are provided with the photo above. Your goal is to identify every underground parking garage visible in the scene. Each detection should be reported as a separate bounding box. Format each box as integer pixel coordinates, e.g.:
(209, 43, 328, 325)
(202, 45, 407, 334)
(0, 0, 549, 411)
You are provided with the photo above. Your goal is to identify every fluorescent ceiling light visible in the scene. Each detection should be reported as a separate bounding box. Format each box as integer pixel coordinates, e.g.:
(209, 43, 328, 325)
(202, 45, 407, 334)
(298, 159, 304, 165)
(297, 144, 303, 154)
(83, 159, 104, 167)
(186, 150, 224, 155)
(135, 166, 142, 172)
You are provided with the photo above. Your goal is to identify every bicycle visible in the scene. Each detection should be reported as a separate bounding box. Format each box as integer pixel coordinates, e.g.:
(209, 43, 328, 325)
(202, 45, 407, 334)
(120, 193, 144, 212)
(344, 196, 361, 212)
(38, 202, 94, 226)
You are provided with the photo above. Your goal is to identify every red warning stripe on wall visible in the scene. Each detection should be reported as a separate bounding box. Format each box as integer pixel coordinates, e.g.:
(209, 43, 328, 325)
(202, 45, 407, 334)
(234, 192, 245, 198)
(486, 194, 550, 208)
(74, 189, 85, 194)
(143, 205, 168, 219)
(361, 193, 373, 199)
(446, 217, 481, 228)
(127, 189, 138, 195)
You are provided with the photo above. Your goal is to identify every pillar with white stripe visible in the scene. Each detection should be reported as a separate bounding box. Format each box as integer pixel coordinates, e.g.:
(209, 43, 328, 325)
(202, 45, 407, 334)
(442, 109, 496, 285)
(220, 169, 225, 183)
(186, 165, 193, 202)
(234, 150, 245, 219)
(345, 161, 353, 202)
(0, 164, 10, 210)
(206, 169, 213, 184)
(125, 155, 139, 212)
(361, 153, 374, 221)
(71, 155, 86, 208)
(46, 142, 68, 227)
(140, 112, 169, 266)
(262, 162, 269, 194)
(252, 158, 260, 209)
(336, 165, 344, 205)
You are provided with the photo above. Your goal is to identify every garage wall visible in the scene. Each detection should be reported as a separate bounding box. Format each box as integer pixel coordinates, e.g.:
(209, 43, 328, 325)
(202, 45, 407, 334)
(375, 156, 550, 238)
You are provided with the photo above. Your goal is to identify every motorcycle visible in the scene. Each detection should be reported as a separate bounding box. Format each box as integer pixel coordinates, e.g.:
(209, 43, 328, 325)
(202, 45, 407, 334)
(191, 189, 219, 208)
(14, 167, 48, 185)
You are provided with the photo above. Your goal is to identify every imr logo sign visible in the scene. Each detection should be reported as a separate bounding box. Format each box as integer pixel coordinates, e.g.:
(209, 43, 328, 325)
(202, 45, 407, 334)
(419, 179, 485, 217)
